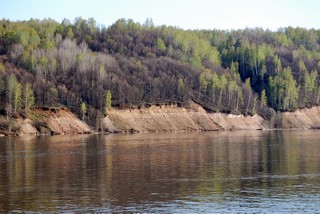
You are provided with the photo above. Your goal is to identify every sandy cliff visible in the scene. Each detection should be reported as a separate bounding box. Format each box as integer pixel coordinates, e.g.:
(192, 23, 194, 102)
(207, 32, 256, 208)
(103, 102, 220, 133)
(209, 113, 268, 130)
(0, 107, 92, 136)
(2, 103, 320, 136)
(103, 102, 268, 133)
(31, 108, 92, 134)
(281, 106, 320, 129)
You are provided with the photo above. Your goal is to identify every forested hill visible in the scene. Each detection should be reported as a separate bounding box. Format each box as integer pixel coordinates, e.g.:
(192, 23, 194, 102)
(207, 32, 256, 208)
(1, 17, 320, 127)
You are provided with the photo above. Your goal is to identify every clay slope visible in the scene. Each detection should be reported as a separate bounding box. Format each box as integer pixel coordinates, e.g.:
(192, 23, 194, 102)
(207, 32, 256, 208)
(0, 108, 93, 136)
(210, 113, 268, 130)
(281, 106, 320, 129)
(103, 102, 268, 133)
(31, 108, 92, 135)
(103, 102, 220, 133)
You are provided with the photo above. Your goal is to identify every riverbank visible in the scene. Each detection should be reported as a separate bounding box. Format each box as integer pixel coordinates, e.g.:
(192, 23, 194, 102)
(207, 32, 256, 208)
(102, 101, 268, 133)
(2, 102, 320, 136)
(0, 107, 92, 136)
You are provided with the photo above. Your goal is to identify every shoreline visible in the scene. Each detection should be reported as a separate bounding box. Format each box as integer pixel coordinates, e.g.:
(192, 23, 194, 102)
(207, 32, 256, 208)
(1, 127, 318, 138)
(2, 102, 320, 137)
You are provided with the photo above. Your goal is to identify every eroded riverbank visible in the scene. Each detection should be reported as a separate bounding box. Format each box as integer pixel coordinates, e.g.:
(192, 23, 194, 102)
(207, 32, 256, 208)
(2, 102, 320, 136)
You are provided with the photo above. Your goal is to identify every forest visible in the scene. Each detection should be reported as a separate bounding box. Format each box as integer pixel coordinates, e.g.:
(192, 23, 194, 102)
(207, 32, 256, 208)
(1, 17, 320, 128)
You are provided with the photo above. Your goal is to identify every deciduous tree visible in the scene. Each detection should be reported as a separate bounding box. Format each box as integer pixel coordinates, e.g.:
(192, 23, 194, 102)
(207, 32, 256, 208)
(23, 83, 35, 111)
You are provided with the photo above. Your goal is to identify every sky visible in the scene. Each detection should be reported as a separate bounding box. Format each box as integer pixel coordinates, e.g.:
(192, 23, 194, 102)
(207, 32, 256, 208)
(1, 0, 320, 30)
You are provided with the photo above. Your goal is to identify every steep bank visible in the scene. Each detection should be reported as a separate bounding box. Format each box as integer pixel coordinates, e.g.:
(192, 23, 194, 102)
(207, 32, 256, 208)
(209, 113, 268, 130)
(281, 106, 320, 129)
(0, 107, 92, 136)
(103, 102, 220, 133)
(103, 102, 268, 133)
(2, 103, 320, 136)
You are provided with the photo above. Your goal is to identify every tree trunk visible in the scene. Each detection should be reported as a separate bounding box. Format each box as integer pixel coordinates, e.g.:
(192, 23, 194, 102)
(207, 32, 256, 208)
(245, 90, 251, 115)
(235, 90, 239, 112)
(218, 89, 223, 109)
(317, 88, 320, 104)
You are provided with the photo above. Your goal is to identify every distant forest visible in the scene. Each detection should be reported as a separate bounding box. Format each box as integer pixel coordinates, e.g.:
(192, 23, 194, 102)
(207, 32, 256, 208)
(1, 17, 320, 127)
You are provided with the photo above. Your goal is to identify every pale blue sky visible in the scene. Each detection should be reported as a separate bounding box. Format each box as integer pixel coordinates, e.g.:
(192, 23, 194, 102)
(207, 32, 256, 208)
(1, 0, 319, 30)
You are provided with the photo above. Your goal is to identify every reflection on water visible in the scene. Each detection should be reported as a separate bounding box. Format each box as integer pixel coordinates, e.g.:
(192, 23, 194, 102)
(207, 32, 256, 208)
(0, 130, 320, 212)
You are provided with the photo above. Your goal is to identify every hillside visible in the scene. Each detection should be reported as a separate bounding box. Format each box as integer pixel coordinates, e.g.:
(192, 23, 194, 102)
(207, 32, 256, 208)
(0, 18, 320, 129)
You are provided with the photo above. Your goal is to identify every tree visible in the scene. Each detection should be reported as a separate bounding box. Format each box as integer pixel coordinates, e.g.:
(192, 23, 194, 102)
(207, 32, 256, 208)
(235, 86, 243, 113)
(211, 73, 219, 105)
(199, 72, 208, 95)
(46, 87, 59, 106)
(230, 61, 238, 73)
(6, 74, 18, 114)
(80, 102, 87, 120)
(13, 82, 22, 113)
(309, 69, 319, 104)
(105, 90, 112, 114)
(227, 80, 237, 109)
(10, 44, 24, 62)
(260, 89, 267, 107)
(283, 67, 298, 110)
(143, 18, 154, 28)
(156, 38, 166, 51)
(177, 78, 185, 102)
(217, 74, 227, 109)
(245, 78, 252, 115)
(268, 67, 298, 110)
(23, 83, 35, 111)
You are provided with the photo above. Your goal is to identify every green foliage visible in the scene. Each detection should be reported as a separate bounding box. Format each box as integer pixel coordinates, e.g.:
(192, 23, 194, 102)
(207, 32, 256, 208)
(189, 55, 202, 68)
(105, 90, 112, 113)
(245, 78, 251, 88)
(156, 38, 166, 51)
(13, 82, 22, 113)
(0, 63, 5, 72)
(6, 74, 18, 113)
(230, 61, 238, 73)
(80, 102, 87, 120)
(199, 71, 208, 93)
(23, 83, 35, 111)
(260, 89, 267, 107)
(268, 67, 298, 110)
(1, 18, 320, 126)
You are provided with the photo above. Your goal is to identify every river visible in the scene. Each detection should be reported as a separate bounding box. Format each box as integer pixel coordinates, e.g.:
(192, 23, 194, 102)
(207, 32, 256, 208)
(0, 130, 320, 213)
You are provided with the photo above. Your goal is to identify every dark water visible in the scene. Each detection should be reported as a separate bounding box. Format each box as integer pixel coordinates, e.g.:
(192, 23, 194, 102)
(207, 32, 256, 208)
(0, 130, 320, 213)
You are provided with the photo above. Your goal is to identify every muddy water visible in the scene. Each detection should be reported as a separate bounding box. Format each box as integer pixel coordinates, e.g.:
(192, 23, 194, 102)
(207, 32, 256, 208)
(0, 130, 320, 213)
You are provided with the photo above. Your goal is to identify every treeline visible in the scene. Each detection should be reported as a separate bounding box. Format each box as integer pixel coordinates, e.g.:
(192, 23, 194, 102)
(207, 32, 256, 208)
(0, 17, 320, 128)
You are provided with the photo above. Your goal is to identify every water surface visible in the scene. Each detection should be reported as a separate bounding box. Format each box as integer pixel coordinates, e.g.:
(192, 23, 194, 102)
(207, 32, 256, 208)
(0, 130, 320, 213)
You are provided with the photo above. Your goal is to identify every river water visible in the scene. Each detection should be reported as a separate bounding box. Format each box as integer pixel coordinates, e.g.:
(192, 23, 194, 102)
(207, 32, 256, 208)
(0, 130, 320, 213)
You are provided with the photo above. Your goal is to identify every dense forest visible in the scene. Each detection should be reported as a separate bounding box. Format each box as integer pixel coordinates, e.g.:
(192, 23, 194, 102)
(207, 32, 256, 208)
(1, 17, 320, 128)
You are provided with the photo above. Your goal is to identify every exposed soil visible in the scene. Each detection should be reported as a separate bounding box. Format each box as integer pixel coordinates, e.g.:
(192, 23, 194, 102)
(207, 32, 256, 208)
(2, 103, 320, 136)
(103, 102, 268, 133)
(209, 113, 268, 130)
(0, 108, 92, 136)
(281, 106, 320, 129)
